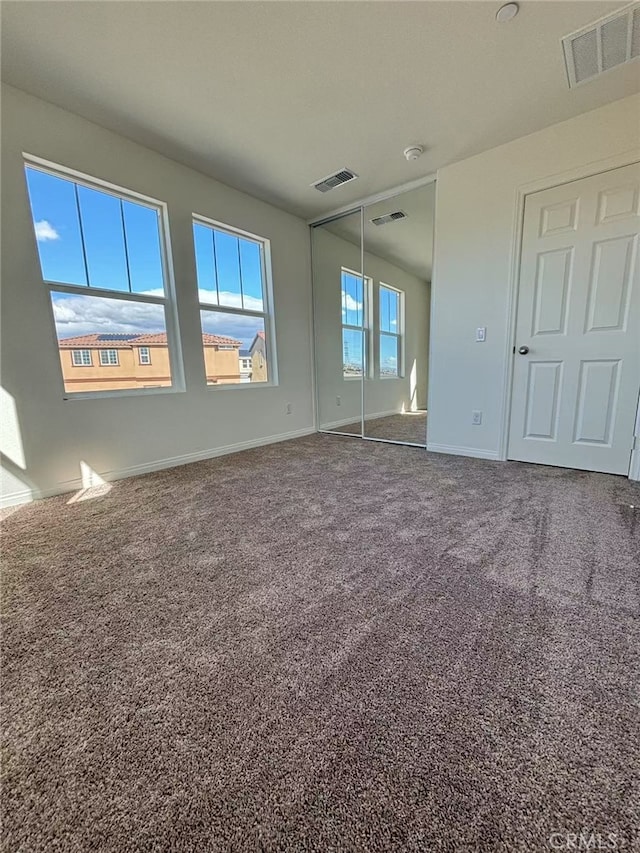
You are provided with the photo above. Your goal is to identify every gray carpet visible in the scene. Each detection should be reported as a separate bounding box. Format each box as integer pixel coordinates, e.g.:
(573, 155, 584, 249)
(331, 412, 427, 444)
(2, 434, 639, 852)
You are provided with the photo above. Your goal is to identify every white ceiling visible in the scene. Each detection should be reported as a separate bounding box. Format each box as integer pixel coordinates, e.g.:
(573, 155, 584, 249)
(325, 182, 436, 280)
(2, 1, 638, 220)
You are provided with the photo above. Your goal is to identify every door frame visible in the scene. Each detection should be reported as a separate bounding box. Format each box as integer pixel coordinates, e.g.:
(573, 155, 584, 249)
(498, 150, 640, 480)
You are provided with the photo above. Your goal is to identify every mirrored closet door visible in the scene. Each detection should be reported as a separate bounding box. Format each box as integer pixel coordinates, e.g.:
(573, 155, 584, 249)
(311, 181, 434, 448)
(362, 184, 434, 446)
(312, 209, 364, 437)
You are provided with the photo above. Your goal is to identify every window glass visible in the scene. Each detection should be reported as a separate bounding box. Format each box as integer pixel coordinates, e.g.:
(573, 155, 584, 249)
(77, 185, 129, 292)
(200, 310, 268, 384)
(24, 163, 178, 396)
(342, 328, 364, 378)
(193, 219, 273, 386)
(50, 291, 170, 393)
(122, 201, 165, 295)
(25, 168, 87, 286)
(215, 230, 242, 308)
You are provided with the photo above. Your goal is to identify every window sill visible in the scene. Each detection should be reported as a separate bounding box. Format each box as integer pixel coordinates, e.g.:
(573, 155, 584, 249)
(206, 381, 278, 390)
(64, 385, 186, 401)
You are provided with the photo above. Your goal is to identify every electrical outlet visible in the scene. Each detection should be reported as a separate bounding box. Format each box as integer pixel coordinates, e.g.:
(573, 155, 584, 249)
(286, 402, 292, 415)
(472, 410, 482, 425)
(476, 327, 486, 342)
(336, 395, 342, 406)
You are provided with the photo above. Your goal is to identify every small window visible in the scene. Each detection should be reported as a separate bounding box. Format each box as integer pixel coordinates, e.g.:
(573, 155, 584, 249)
(379, 284, 403, 378)
(99, 349, 119, 366)
(24, 159, 180, 396)
(341, 268, 371, 379)
(71, 349, 91, 366)
(193, 217, 276, 385)
(139, 346, 151, 365)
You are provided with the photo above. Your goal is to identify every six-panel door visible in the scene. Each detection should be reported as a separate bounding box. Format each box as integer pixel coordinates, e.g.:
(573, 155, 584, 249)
(508, 163, 640, 475)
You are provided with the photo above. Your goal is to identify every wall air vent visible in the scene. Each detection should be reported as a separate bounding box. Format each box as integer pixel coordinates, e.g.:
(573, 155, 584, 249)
(370, 211, 407, 226)
(562, 2, 640, 87)
(311, 168, 358, 193)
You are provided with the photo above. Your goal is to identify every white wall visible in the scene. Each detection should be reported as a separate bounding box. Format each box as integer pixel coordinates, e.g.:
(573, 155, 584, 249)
(0, 85, 315, 505)
(312, 227, 430, 429)
(429, 94, 640, 461)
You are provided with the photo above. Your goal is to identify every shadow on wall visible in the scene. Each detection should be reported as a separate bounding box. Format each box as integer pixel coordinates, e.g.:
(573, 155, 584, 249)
(1, 385, 113, 511)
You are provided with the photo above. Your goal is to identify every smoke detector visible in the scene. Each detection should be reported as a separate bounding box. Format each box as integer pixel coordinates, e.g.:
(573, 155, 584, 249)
(403, 146, 423, 161)
(496, 3, 519, 23)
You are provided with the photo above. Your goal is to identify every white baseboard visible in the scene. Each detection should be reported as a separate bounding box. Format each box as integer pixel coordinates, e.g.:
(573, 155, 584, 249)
(426, 442, 501, 462)
(321, 409, 399, 431)
(0, 426, 317, 509)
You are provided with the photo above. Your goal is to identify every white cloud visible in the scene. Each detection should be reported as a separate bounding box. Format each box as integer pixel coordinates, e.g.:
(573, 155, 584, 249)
(34, 220, 60, 242)
(51, 290, 264, 349)
(52, 292, 165, 338)
(200, 290, 264, 312)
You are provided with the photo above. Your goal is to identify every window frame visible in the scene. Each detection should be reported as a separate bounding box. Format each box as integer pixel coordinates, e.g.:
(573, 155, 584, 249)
(138, 346, 151, 365)
(340, 266, 372, 381)
(99, 349, 119, 366)
(24, 153, 185, 401)
(378, 282, 404, 379)
(192, 213, 278, 389)
(71, 349, 92, 367)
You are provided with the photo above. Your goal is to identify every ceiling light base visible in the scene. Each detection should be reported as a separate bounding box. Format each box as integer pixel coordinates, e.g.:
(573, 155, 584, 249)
(403, 146, 424, 162)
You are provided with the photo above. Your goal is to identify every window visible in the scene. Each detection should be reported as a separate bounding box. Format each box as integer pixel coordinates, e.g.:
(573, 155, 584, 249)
(71, 349, 91, 366)
(24, 159, 180, 396)
(341, 268, 371, 379)
(193, 217, 275, 385)
(139, 347, 151, 365)
(379, 284, 403, 378)
(99, 349, 119, 366)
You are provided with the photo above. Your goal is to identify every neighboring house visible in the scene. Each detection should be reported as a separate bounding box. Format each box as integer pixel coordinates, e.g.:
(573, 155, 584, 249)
(249, 331, 268, 382)
(239, 349, 252, 383)
(58, 332, 242, 393)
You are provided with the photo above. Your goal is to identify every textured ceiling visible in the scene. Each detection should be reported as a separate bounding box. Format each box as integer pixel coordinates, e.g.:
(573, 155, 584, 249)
(2, 1, 638, 219)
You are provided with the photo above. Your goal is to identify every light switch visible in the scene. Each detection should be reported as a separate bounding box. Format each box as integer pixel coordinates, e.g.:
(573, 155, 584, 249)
(476, 327, 486, 342)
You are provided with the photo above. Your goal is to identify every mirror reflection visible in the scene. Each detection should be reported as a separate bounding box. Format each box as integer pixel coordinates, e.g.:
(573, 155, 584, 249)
(312, 210, 364, 435)
(362, 184, 434, 445)
(311, 182, 434, 447)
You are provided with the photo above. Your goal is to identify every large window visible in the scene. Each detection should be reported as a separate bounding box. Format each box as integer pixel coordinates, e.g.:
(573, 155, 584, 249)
(341, 268, 371, 379)
(24, 159, 180, 396)
(193, 217, 275, 385)
(379, 283, 403, 378)
(99, 349, 119, 366)
(71, 349, 91, 367)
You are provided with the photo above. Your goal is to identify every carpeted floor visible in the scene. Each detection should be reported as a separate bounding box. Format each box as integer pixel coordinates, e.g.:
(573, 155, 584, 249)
(331, 411, 427, 444)
(2, 434, 639, 852)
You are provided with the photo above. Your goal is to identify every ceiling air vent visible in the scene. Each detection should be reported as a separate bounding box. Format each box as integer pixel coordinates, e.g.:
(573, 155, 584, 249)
(311, 168, 358, 193)
(562, 2, 640, 87)
(370, 211, 407, 226)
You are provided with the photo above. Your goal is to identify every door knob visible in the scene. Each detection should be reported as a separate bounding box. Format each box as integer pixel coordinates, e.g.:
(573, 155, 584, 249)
(518, 345, 530, 355)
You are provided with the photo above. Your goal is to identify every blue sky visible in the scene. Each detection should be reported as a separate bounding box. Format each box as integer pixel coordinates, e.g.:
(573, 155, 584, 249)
(25, 167, 266, 348)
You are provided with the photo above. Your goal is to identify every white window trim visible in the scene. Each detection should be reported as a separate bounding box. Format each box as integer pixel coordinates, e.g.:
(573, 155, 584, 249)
(192, 213, 278, 388)
(71, 349, 92, 366)
(378, 282, 405, 379)
(99, 349, 119, 366)
(139, 347, 151, 365)
(24, 153, 185, 401)
(341, 267, 372, 381)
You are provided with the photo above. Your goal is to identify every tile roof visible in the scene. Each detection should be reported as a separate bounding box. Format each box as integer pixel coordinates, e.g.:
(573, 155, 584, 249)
(58, 332, 242, 348)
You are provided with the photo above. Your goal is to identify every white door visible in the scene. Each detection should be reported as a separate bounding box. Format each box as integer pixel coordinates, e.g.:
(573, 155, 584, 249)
(508, 163, 640, 475)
